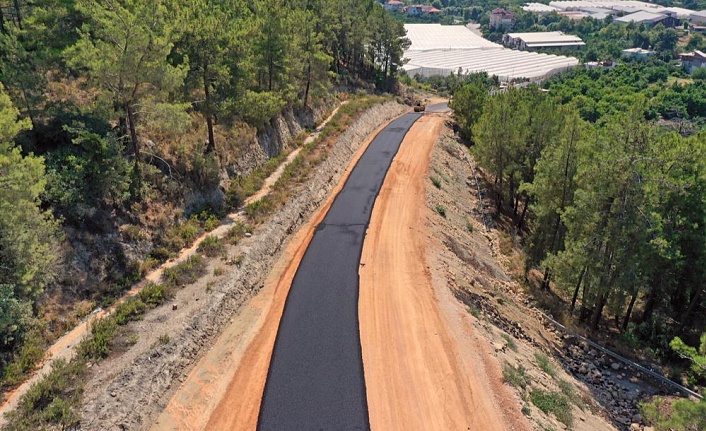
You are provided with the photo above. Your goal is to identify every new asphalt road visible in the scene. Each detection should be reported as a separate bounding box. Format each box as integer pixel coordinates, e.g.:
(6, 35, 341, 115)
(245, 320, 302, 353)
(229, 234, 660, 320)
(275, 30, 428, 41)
(257, 112, 423, 431)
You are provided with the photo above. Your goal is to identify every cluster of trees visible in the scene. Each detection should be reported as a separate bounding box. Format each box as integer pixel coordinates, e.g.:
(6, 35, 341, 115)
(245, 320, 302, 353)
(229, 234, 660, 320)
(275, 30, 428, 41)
(452, 77, 706, 360)
(544, 60, 706, 125)
(0, 0, 407, 374)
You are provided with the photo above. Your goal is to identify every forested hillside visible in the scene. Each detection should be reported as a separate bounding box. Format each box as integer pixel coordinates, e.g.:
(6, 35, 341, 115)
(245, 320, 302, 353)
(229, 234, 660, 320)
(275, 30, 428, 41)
(0, 0, 407, 390)
(451, 75, 706, 428)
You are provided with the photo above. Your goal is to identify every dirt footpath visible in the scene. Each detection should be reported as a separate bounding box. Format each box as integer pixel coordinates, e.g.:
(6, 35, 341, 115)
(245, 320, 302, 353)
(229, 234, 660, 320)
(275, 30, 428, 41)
(359, 114, 530, 431)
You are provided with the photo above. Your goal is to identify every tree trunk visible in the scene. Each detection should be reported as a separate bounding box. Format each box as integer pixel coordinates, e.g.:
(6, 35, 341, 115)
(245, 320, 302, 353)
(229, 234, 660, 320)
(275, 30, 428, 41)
(0, 6, 6, 34)
(590, 291, 607, 332)
(679, 286, 704, 333)
(638, 282, 659, 324)
(622, 291, 638, 331)
(541, 267, 551, 291)
(204, 67, 215, 154)
(517, 194, 530, 230)
(570, 267, 586, 314)
(126, 102, 140, 159)
(13, 0, 21, 29)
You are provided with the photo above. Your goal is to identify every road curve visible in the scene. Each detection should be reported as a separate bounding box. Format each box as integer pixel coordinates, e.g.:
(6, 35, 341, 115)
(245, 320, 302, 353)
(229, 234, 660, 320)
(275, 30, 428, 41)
(257, 113, 422, 431)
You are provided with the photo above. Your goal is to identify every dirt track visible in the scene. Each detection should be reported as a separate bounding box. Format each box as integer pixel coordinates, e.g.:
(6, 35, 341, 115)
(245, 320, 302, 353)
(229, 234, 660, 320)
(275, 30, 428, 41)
(360, 114, 524, 431)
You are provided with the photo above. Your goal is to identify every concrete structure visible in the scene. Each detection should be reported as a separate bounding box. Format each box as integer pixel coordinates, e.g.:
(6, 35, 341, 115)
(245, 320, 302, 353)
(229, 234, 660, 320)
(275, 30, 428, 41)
(680, 50, 706, 73)
(503, 31, 586, 50)
(402, 24, 579, 81)
(490, 8, 515, 29)
(622, 47, 655, 58)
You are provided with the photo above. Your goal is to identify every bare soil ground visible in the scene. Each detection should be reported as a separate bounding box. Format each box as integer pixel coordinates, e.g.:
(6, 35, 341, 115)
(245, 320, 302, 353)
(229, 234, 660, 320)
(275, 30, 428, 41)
(424, 120, 619, 431)
(359, 113, 529, 430)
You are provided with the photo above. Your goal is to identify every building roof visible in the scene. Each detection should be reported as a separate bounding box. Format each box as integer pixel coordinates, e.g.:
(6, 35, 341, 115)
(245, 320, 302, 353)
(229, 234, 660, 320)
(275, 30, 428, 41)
(692, 10, 706, 17)
(386, 0, 403, 5)
(681, 50, 706, 60)
(404, 24, 502, 51)
(506, 31, 584, 44)
(655, 7, 694, 19)
(525, 41, 587, 48)
(615, 10, 667, 24)
(622, 47, 654, 54)
(522, 3, 559, 13)
(403, 23, 579, 81)
(492, 8, 514, 15)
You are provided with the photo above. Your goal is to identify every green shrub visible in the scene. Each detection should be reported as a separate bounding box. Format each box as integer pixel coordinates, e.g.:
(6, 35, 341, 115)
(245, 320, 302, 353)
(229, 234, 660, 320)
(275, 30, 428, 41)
(245, 197, 275, 222)
(78, 318, 117, 360)
(138, 283, 170, 307)
(5, 358, 84, 430)
(430, 176, 442, 189)
(3, 334, 45, 387)
(501, 333, 518, 352)
(642, 396, 706, 431)
(197, 235, 225, 257)
(530, 389, 573, 426)
(226, 221, 252, 244)
(161, 255, 206, 287)
(502, 362, 530, 389)
(114, 298, 147, 325)
(535, 352, 556, 378)
(435, 204, 446, 217)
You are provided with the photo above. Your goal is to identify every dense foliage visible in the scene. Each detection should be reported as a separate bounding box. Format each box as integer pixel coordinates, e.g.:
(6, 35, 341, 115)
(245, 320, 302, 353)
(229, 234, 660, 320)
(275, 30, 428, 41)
(0, 0, 407, 382)
(452, 75, 706, 370)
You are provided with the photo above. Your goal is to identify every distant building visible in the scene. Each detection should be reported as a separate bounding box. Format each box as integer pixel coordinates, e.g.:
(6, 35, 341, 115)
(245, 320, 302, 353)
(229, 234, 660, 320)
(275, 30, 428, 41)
(521, 3, 559, 14)
(404, 4, 442, 16)
(615, 11, 678, 27)
(680, 50, 706, 73)
(690, 10, 706, 25)
(490, 8, 515, 29)
(585, 60, 617, 69)
(689, 24, 706, 33)
(383, 0, 403, 11)
(503, 31, 585, 50)
(621, 48, 655, 59)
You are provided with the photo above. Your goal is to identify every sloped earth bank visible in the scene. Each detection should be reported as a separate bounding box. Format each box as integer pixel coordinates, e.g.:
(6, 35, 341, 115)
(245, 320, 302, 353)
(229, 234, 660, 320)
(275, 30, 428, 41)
(77, 101, 408, 431)
(359, 112, 529, 430)
(424, 122, 623, 431)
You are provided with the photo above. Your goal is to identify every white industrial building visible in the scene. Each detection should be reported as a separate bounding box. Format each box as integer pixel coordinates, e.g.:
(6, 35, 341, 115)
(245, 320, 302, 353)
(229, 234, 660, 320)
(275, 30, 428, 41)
(503, 31, 586, 50)
(402, 24, 579, 82)
(543, 0, 696, 21)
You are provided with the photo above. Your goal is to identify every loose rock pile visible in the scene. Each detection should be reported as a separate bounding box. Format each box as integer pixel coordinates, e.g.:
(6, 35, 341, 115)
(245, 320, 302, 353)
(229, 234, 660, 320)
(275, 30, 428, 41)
(559, 336, 662, 431)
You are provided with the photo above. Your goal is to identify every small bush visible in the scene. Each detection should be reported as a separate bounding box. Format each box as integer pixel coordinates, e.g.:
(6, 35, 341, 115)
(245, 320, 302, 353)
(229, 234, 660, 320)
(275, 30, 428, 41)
(245, 197, 275, 223)
(435, 204, 446, 217)
(78, 318, 117, 361)
(502, 363, 530, 389)
(521, 405, 531, 416)
(466, 220, 474, 233)
(139, 257, 159, 277)
(430, 176, 442, 189)
(138, 283, 170, 307)
(3, 334, 45, 387)
(161, 255, 206, 287)
(641, 396, 706, 431)
(501, 333, 518, 352)
(530, 389, 573, 426)
(557, 379, 584, 409)
(468, 304, 481, 318)
(114, 298, 147, 325)
(225, 220, 252, 244)
(158, 334, 170, 345)
(197, 235, 225, 257)
(535, 352, 557, 378)
(5, 358, 84, 430)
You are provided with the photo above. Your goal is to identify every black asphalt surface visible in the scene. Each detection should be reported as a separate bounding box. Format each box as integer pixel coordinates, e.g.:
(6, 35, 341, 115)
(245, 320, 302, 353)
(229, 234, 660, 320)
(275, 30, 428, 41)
(257, 112, 422, 431)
